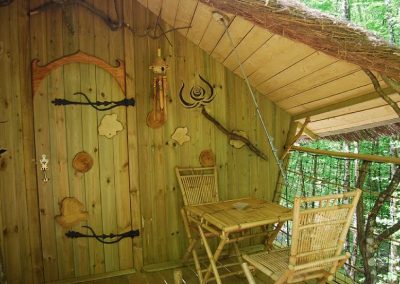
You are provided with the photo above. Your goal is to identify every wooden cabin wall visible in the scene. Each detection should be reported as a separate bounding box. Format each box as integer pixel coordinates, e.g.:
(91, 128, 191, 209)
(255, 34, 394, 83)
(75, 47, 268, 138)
(0, 0, 43, 283)
(0, 0, 290, 282)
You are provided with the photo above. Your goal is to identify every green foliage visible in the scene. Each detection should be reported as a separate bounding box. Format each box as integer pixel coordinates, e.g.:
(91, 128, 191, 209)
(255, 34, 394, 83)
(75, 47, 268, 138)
(299, 0, 400, 45)
(281, 136, 400, 283)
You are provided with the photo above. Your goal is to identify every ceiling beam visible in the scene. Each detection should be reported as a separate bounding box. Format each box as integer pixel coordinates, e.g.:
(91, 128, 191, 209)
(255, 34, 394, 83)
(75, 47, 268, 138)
(292, 87, 395, 120)
(199, 0, 400, 82)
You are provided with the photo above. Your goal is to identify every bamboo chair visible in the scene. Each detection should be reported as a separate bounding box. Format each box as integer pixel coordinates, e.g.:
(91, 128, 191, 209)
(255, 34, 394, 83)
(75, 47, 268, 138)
(242, 189, 361, 284)
(175, 166, 219, 282)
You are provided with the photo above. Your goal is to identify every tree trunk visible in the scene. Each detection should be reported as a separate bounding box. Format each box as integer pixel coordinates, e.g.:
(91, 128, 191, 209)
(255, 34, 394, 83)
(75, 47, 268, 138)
(388, 138, 399, 284)
(384, 0, 396, 43)
(341, 0, 351, 20)
(355, 160, 377, 284)
(343, 141, 356, 278)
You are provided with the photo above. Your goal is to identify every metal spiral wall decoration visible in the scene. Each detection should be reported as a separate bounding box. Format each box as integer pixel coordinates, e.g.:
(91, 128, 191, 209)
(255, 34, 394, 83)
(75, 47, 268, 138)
(179, 75, 215, 108)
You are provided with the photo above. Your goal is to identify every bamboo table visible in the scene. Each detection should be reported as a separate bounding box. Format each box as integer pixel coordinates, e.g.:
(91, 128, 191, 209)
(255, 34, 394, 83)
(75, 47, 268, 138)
(185, 197, 292, 284)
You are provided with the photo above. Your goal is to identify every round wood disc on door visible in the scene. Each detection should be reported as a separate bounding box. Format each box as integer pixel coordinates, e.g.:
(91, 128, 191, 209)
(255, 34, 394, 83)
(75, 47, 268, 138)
(72, 151, 93, 173)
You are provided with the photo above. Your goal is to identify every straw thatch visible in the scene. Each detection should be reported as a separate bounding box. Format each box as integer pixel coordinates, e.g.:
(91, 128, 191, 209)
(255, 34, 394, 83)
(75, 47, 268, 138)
(200, 0, 400, 82)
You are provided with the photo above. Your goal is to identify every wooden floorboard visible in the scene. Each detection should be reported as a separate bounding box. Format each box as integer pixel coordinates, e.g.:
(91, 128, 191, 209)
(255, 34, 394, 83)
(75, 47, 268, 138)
(81, 266, 259, 284)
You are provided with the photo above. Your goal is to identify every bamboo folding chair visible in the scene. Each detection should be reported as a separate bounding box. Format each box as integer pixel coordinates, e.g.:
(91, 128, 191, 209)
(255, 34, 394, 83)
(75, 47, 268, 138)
(242, 189, 361, 284)
(175, 166, 219, 282)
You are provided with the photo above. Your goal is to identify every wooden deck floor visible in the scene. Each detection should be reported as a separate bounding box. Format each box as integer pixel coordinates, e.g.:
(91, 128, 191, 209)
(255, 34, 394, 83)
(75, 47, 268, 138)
(82, 266, 261, 284)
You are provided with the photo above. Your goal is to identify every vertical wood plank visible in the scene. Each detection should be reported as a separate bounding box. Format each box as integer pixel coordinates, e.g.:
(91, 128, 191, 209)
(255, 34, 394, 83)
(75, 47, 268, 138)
(78, 0, 105, 275)
(133, 1, 157, 265)
(160, 20, 181, 261)
(0, 4, 23, 283)
(93, 0, 119, 272)
(30, 0, 60, 280)
(108, 0, 133, 268)
(17, 0, 44, 281)
(124, 0, 143, 270)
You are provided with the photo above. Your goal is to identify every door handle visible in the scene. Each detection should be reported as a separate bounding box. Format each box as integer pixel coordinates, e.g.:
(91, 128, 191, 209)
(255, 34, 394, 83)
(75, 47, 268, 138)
(39, 154, 50, 183)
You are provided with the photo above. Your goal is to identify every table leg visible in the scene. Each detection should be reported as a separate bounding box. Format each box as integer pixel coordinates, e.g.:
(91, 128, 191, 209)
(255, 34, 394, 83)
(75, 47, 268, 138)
(198, 224, 226, 284)
(265, 222, 284, 250)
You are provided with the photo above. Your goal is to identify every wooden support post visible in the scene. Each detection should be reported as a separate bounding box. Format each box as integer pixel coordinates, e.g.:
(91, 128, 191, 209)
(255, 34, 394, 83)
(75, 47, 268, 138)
(272, 120, 299, 202)
(281, 117, 310, 160)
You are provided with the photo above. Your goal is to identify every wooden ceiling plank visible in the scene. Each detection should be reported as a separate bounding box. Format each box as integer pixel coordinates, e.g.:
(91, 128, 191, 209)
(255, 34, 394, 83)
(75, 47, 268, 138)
(174, 0, 198, 36)
(267, 61, 360, 102)
(317, 118, 400, 137)
(223, 25, 273, 71)
(186, 2, 213, 45)
(137, 0, 148, 8)
(198, 14, 232, 53)
(248, 40, 315, 87)
(309, 104, 400, 133)
(211, 16, 254, 63)
(286, 83, 377, 115)
(307, 92, 400, 122)
(231, 35, 285, 79)
(313, 95, 400, 126)
(161, 0, 179, 27)
(292, 87, 395, 120)
(147, 0, 163, 16)
(276, 70, 373, 109)
(257, 52, 338, 96)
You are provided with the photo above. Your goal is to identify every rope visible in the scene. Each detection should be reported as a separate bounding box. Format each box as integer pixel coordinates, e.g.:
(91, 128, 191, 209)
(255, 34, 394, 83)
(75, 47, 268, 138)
(217, 14, 287, 183)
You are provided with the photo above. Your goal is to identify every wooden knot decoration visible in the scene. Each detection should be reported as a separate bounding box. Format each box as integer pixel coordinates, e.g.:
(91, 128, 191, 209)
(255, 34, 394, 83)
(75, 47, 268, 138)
(179, 75, 215, 108)
(147, 48, 169, 128)
(98, 114, 123, 138)
(55, 197, 88, 228)
(171, 127, 190, 145)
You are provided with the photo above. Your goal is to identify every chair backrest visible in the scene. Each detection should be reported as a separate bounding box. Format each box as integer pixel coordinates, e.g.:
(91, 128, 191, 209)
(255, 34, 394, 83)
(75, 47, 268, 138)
(175, 166, 219, 206)
(289, 189, 361, 274)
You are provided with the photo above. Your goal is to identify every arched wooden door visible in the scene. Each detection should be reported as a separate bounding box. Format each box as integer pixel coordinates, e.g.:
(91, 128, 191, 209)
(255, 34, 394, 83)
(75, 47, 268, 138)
(33, 62, 135, 282)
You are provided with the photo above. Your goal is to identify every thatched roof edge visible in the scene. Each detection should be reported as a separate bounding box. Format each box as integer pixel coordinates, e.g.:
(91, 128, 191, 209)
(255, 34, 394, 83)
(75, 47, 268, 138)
(200, 0, 400, 81)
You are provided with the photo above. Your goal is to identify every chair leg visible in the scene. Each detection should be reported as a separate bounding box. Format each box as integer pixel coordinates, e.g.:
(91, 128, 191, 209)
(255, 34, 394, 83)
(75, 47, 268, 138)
(192, 244, 203, 284)
(182, 238, 198, 262)
(242, 262, 256, 284)
(181, 209, 204, 283)
(265, 222, 284, 250)
(198, 224, 224, 284)
(316, 278, 328, 284)
(275, 270, 292, 284)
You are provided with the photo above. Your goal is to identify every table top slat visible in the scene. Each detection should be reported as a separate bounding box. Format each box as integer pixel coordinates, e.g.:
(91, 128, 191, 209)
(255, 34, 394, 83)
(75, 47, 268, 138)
(185, 197, 292, 232)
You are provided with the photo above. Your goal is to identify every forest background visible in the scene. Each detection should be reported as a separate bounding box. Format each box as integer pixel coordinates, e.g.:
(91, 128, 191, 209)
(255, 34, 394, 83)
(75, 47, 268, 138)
(299, 0, 400, 44)
(280, 1, 400, 283)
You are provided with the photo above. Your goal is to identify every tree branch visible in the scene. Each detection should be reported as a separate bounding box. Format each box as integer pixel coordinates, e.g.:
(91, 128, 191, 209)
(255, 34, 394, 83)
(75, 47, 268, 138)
(29, 0, 190, 46)
(363, 69, 400, 118)
(376, 220, 400, 243)
(381, 74, 400, 93)
(365, 166, 400, 236)
(201, 107, 268, 161)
